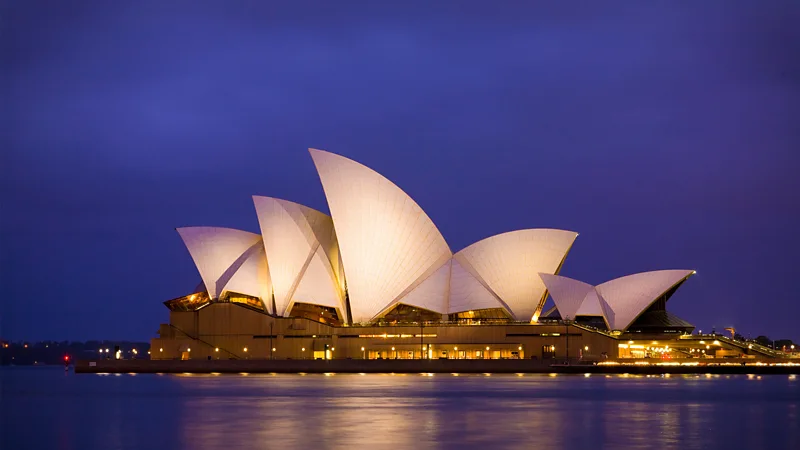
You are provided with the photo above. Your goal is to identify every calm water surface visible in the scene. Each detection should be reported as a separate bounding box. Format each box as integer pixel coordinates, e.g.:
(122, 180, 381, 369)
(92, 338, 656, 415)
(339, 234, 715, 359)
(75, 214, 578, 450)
(1, 367, 798, 450)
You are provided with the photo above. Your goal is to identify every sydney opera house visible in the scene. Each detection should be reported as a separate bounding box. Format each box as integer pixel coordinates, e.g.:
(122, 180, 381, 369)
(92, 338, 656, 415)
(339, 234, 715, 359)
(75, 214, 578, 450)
(150, 149, 767, 362)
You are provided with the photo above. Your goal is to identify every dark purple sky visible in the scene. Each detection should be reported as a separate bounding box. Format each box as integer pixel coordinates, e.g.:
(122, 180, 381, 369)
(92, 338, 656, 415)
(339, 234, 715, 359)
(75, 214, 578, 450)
(3, 1, 799, 341)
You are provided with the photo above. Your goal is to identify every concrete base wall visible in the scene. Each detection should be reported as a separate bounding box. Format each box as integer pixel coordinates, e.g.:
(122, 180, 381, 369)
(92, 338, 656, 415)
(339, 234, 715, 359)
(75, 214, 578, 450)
(151, 303, 618, 362)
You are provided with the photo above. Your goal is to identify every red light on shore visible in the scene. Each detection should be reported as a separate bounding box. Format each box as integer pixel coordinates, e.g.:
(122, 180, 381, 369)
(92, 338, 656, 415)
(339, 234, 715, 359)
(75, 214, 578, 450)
(64, 355, 70, 362)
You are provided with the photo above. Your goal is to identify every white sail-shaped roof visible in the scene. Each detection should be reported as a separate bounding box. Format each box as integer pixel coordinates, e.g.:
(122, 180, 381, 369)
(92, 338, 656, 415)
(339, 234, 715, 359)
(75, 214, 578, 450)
(448, 258, 507, 314)
(176, 227, 263, 300)
(221, 244, 273, 313)
(252, 196, 344, 318)
(377, 260, 452, 317)
(538, 273, 594, 321)
(453, 229, 578, 322)
(287, 245, 347, 319)
(597, 291, 615, 330)
(309, 148, 452, 323)
(577, 289, 605, 317)
(596, 269, 695, 331)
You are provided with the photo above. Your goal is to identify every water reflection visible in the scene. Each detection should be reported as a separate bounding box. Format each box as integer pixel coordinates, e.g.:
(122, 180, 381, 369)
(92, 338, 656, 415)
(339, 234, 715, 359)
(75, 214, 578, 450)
(1, 369, 798, 450)
(167, 374, 800, 450)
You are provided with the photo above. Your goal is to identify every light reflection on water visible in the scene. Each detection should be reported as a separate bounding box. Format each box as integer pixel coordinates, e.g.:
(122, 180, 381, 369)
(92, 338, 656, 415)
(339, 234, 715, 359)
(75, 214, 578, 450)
(1, 368, 798, 450)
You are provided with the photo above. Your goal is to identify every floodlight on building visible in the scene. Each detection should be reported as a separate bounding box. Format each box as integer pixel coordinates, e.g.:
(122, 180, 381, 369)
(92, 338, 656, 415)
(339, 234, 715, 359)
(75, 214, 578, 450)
(584, 346, 589, 351)
(243, 347, 248, 352)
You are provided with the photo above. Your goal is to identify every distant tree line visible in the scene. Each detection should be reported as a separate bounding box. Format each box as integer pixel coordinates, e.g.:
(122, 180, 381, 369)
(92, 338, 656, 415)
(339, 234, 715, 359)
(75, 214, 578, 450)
(0, 340, 151, 365)
(752, 336, 796, 351)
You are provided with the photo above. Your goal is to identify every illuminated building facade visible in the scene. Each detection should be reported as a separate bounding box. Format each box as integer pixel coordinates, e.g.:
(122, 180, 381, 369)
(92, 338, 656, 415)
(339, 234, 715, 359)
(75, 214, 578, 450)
(151, 149, 779, 361)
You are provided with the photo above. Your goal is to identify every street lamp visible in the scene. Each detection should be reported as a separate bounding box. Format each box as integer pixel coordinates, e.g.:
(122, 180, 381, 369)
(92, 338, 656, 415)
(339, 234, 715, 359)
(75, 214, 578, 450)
(392, 347, 396, 359)
(361, 347, 366, 359)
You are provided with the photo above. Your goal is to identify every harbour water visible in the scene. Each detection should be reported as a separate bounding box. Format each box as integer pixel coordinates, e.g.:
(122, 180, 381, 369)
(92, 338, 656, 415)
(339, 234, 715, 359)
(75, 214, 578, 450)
(2, 367, 798, 449)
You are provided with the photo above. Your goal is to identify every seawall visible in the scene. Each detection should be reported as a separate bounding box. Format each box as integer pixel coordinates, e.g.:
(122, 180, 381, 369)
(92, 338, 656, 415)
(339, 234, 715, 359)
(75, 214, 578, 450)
(74, 358, 800, 375)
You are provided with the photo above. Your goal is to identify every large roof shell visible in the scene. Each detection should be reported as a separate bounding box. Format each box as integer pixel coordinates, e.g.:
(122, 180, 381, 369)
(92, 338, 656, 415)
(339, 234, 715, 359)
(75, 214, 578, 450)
(538, 273, 594, 321)
(309, 148, 452, 323)
(221, 244, 273, 313)
(576, 289, 605, 317)
(595, 269, 695, 331)
(252, 196, 344, 318)
(453, 229, 578, 322)
(376, 260, 452, 318)
(447, 258, 507, 314)
(176, 227, 263, 300)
